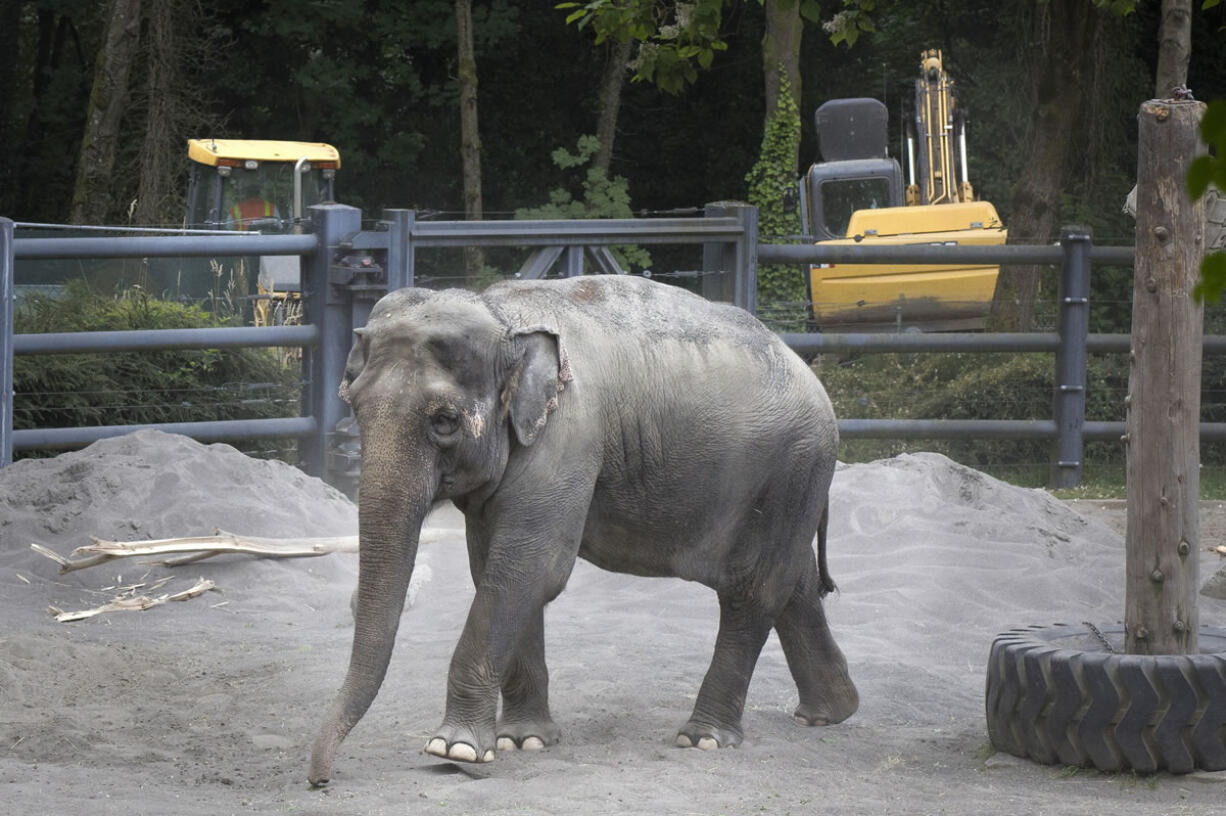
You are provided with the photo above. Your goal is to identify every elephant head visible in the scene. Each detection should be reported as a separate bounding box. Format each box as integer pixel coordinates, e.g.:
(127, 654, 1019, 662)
(309, 287, 568, 785)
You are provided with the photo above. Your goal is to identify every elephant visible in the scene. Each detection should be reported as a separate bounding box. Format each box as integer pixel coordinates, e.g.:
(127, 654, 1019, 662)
(308, 275, 858, 785)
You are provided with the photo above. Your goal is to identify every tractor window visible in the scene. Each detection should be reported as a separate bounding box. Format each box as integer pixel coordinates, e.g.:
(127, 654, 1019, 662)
(820, 177, 892, 238)
(219, 164, 332, 232)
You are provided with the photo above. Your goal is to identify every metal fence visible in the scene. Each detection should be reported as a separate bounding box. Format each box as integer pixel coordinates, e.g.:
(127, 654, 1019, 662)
(2, 204, 1223, 489)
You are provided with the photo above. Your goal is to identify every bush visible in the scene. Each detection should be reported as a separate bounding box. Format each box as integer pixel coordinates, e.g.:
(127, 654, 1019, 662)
(13, 281, 301, 459)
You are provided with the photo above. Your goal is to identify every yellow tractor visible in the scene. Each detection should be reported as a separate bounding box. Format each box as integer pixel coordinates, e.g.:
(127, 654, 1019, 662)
(184, 138, 340, 325)
(798, 50, 1006, 331)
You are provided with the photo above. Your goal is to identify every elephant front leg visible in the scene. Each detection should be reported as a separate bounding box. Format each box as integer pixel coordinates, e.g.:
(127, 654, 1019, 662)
(495, 606, 561, 752)
(426, 550, 566, 763)
(676, 592, 774, 750)
(425, 646, 501, 763)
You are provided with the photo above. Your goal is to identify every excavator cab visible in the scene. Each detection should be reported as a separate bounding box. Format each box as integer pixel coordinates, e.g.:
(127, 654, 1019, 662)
(799, 97, 904, 241)
(184, 139, 339, 233)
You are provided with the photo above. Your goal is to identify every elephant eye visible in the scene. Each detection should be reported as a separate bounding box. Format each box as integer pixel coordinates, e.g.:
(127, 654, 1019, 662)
(430, 410, 461, 438)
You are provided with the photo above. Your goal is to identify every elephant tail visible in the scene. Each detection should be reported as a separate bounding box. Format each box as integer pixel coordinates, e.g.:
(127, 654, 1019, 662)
(817, 499, 837, 597)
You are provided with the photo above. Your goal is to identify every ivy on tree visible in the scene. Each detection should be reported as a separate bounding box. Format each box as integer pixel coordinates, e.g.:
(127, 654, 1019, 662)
(1189, 98, 1226, 302)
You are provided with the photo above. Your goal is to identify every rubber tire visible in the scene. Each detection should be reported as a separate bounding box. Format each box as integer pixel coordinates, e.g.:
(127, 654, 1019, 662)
(985, 623, 1226, 773)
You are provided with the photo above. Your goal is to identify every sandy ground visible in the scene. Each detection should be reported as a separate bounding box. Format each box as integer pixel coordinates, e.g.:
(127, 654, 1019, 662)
(2, 429, 1226, 816)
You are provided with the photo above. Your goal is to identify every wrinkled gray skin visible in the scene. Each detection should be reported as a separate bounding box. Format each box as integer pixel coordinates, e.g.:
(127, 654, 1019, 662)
(308, 276, 858, 785)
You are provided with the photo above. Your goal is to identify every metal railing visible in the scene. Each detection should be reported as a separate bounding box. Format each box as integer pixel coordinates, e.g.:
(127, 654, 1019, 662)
(1, 219, 321, 467)
(3, 204, 1223, 489)
(0, 203, 756, 481)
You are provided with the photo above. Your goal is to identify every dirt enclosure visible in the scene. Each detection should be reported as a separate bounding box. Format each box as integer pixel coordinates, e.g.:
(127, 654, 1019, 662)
(2, 430, 1226, 815)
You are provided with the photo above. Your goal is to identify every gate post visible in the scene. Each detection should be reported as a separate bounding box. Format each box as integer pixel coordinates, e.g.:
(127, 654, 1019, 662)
(1, 218, 13, 467)
(702, 202, 758, 313)
(384, 208, 416, 291)
(1051, 225, 1092, 488)
(300, 203, 361, 480)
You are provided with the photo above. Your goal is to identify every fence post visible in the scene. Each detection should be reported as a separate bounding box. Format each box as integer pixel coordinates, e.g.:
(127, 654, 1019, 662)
(702, 202, 758, 313)
(1051, 225, 1092, 489)
(384, 208, 416, 291)
(1, 218, 13, 467)
(300, 203, 362, 480)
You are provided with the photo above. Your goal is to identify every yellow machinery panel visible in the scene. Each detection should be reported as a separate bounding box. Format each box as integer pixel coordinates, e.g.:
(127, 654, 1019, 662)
(188, 139, 340, 168)
(809, 201, 1006, 331)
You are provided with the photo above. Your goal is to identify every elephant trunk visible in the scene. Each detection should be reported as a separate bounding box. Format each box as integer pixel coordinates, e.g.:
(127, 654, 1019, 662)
(309, 441, 433, 786)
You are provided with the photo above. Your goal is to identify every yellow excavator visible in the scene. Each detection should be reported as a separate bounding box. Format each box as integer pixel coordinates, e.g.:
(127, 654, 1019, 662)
(798, 50, 1006, 331)
(184, 138, 340, 325)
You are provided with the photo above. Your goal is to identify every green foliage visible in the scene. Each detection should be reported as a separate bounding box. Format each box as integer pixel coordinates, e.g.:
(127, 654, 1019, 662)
(514, 135, 651, 271)
(1190, 99, 1226, 303)
(557, 0, 728, 94)
(744, 72, 806, 328)
(823, 0, 877, 47)
(13, 282, 300, 459)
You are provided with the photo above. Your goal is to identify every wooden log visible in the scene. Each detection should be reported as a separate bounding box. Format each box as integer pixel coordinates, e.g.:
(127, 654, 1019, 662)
(30, 526, 456, 574)
(1125, 98, 1207, 655)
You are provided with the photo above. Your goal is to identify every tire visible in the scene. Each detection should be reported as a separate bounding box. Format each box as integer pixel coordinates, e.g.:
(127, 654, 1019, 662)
(985, 623, 1226, 773)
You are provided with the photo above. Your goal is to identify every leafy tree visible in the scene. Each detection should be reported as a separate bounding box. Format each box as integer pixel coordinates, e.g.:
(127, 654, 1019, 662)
(558, 0, 729, 94)
(515, 135, 651, 271)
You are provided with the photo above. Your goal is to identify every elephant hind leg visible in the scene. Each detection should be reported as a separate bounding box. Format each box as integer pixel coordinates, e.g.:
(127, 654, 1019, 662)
(676, 591, 775, 750)
(775, 554, 858, 726)
(496, 606, 561, 752)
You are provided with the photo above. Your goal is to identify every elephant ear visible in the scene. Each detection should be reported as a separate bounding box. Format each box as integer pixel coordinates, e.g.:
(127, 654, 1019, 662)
(502, 327, 571, 446)
(338, 328, 368, 405)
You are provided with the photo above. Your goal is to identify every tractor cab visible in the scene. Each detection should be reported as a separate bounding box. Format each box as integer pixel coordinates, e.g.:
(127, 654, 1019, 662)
(184, 139, 339, 233)
(184, 139, 339, 322)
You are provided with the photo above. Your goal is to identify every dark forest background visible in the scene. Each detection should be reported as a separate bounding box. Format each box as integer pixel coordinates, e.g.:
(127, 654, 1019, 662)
(2, 0, 1222, 242)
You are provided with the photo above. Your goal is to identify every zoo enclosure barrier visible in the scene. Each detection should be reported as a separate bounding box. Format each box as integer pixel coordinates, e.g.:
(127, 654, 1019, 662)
(3, 204, 1223, 489)
(0, 203, 754, 485)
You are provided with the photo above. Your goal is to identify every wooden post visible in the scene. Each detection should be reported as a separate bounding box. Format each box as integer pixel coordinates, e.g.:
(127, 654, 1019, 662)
(1125, 98, 1207, 655)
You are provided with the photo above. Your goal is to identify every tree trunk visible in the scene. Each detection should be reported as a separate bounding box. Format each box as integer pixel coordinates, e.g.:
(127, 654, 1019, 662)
(990, 0, 1099, 331)
(1124, 99, 1205, 656)
(70, 0, 143, 225)
(133, 1, 178, 226)
(0, 1, 22, 216)
(594, 38, 632, 174)
(456, 0, 484, 284)
(762, 0, 803, 169)
(1154, 0, 1192, 98)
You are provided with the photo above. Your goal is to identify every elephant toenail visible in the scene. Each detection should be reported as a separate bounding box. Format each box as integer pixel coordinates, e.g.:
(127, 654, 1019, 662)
(426, 738, 448, 757)
(676, 735, 694, 748)
(496, 737, 518, 752)
(521, 737, 545, 751)
(447, 743, 479, 763)
(697, 737, 719, 751)
(482, 749, 495, 762)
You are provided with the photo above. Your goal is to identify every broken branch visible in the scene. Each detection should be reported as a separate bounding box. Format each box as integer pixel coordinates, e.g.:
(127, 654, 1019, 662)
(48, 578, 218, 622)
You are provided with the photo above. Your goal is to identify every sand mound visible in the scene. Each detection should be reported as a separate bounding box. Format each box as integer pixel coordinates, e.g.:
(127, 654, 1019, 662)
(0, 429, 356, 558)
(0, 430, 360, 623)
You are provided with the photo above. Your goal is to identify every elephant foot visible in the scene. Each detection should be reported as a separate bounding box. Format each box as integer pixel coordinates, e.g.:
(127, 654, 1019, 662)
(675, 720, 742, 751)
(495, 717, 561, 753)
(792, 688, 859, 727)
(425, 724, 496, 764)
